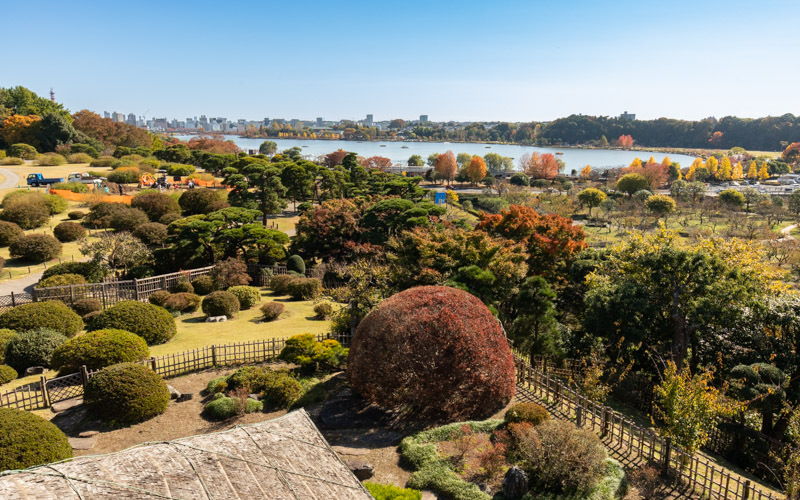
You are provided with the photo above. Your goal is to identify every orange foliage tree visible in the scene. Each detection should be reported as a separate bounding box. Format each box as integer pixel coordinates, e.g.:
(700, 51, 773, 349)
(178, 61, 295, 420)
(477, 204, 587, 281)
(616, 134, 634, 148)
(434, 150, 458, 183)
(186, 135, 239, 154)
(621, 156, 668, 190)
(466, 156, 487, 184)
(520, 152, 560, 179)
(362, 156, 393, 170)
(324, 149, 348, 168)
(72, 110, 151, 148)
(783, 142, 800, 165)
(1, 114, 41, 147)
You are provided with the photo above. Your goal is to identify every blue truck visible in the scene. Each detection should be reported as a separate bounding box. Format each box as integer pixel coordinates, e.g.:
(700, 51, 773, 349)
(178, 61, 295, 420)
(26, 173, 65, 187)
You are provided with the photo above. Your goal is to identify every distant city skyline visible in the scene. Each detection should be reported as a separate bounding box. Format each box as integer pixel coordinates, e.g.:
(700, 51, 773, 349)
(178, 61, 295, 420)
(3, 0, 799, 122)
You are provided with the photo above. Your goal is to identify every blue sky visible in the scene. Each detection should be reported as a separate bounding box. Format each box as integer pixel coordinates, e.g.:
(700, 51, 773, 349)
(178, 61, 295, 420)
(3, 0, 798, 122)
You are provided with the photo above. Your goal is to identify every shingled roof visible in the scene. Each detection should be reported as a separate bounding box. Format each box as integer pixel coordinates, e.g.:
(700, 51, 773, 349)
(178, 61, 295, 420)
(0, 409, 373, 499)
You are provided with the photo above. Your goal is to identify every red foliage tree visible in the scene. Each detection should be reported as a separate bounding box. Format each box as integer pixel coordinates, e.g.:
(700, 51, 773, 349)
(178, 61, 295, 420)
(72, 110, 151, 148)
(782, 142, 800, 164)
(362, 156, 392, 170)
(434, 150, 458, 183)
(186, 135, 239, 154)
(620, 158, 668, 190)
(347, 286, 516, 421)
(520, 152, 560, 179)
(616, 134, 634, 148)
(291, 198, 379, 261)
(708, 131, 724, 145)
(324, 149, 348, 168)
(477, 204, 586, 281)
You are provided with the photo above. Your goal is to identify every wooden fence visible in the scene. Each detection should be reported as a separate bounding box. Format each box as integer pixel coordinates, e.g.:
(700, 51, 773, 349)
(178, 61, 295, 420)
(0, 334, 335, 412)
(515, 355, 781, 500)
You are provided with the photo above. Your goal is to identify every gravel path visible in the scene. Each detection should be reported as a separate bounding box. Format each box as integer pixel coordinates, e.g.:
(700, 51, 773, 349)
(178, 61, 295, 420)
(0, 271, 44, 296)
(0, 167, 21, 189)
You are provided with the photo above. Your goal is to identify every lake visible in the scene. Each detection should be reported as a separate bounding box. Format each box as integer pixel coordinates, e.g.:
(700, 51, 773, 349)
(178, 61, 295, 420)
(174, 135, 697, 172)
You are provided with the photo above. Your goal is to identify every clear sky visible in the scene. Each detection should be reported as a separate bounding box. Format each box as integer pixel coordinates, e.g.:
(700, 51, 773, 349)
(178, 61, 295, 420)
(3, 0, 798, 123)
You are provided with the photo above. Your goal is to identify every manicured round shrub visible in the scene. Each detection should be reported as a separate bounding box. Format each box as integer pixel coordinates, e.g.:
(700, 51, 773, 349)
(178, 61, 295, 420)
(179, 189, 223, 215)
(261, 301, 284, 321)
(0, 221, 23, 247)
(228, 286, 261, 310)
(7, 143, 37, 159)
(3, 328, 68, 372)
(0, 329, 17, 364)
(133, 222, 168, 246)
(348, 286, 515, 421)
(163, 292, 201, 313)
(286, 254, 306, 275)
(148, 290, 171, 307)
(68, 210, 86, 220)
(201, 291, 240, 318)
(84, 362, 170, 425)
(0, 301, 83, 337)
(0, 198, 50, 229)
(36, 153, 67, 166)
(279, 334, 347, 374)
(0, 364, 17, 384)
(261, 371, 304, 409)
(67, 152, 94, 164)
(53, 221, 87, 242)
(313, 302, 334, 320)
(9, 234, 62, 263)
(131, 192, 180, 222)
(159, 212, 182, 225)
(287, 278, 322, 300)
(166, 163, 195, 177)
(0, 408, 72, 470)
(41, 261, 105, 282)
(170, 279, 194, 293)
(86, 202, 130, 228)
(191, 275, 215, 295)
(107, 167, 140, 184)
(90, 156, 120, 169)
(109, 206, 149, 232)
(210, 258, 252, 290)
(89, 301, 176, 345)
(50, 329, 150, 375)
(203, 395, 262, 420)
(37, 273, 87, 288)
(71, 298, 102, 317)
(505, 402, 550, 426)
(269, 274, 298, 295)
(83, 310, 101, 325)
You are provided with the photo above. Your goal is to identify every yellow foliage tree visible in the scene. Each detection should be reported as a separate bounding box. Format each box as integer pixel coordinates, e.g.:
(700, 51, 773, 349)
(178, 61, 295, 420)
(685, 158, 703, 181)
(746, 161, 758, 179)
(445, 189, 458, 205)
(758, 162, 770, 180)
(731, 162, 743, 180)
(716, 157, 732, 181)
(706, 156, 719, 174)
(629, 157, 642, 169)
(580, 165, 592, 180)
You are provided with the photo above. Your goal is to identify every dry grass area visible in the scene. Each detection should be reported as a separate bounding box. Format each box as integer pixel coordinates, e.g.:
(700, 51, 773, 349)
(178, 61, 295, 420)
(0, 162, 113, 198)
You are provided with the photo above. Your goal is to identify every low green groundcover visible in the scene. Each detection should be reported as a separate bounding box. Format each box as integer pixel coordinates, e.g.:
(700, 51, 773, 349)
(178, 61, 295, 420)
(364, 481, 422, 500)
(400, 420, 626, 500)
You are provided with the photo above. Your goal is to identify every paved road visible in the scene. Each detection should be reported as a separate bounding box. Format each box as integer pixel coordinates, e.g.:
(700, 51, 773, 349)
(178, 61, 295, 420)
(0, 271, 44, 296)
(0, 167, 20, 189)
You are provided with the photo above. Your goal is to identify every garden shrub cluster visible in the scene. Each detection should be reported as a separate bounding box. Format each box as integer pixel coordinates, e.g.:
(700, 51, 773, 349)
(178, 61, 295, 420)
(163, 292, 201, 313)
(131, 192, 180, 221)
(3, 328, 68, 373)
(68, 210, 86, 220)
(41, 261, 105, 282)
(191, 275, 214, 295)
(148, 290, 171, 307)
(0, 364, 17, 384)
(228, 285, 261, 310)
(171, 279, 194, 293)
(203, 393, 262, 420)
(363, 482, 422, 500)
(504, 402, 550, 426)
(278, 334, 347, 374)
(210, 366, 305, 409)
(0, 221, 23, 247)
(7, 143, 37, 159)
(260, 301, 284, 321)
(0, 329, 17, 364)
(9, 234, 62, 263)
(50, 329, 150, 375)
(53, 221, 87, 242)
(210, 257, 252, 290)
(287, 278, 322, 300)
(37, 273, 86, 288)
(89, 300, 176, 345)
(313, 301, 334, 320)
(84, 362, 170, 425)
(0, 408, 72, 471)
(201, 290, 239, 318)
(71, 298, 102, 317)
(0, 301, 83, 337)
(286, 254, 306, 274)
(36, 153, 67, 166)
(269, 274, 296, 295)
(0, 198, 50, 229)
(348, 286, 515, 421)
(178, 189, 224, 215)
(133, 222, 168, 246)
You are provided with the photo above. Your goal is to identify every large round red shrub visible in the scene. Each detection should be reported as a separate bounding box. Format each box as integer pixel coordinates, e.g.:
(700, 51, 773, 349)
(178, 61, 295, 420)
(347, 286, 515, 421)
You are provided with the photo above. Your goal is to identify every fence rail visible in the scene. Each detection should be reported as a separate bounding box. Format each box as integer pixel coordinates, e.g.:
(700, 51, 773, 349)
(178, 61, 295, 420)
(0, 334, 335, 411)
(514, 355, 781, 500)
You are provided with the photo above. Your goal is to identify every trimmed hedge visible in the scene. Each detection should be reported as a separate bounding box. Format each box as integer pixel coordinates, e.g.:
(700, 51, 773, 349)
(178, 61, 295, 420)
(109, 206, 149, 232)
(71, 298, 102, 317)
(0, 364, 17, 384)
(148, 290, 171, 307)
(179, 189, 223, 215)
(0, 198, 50, 229)
(0, 329, 17, 364)
(203, 394, 262, 420)
(171, 279, 194, 293)
(313, 302, 334, 320)
(9, 234, 62, 263)
(50, 329, 150, 375)
(228, 286, 261, 310)
(278, 334, 347, 374)
(89, 301, 176, 345)
(0, 301, 83, 337)
(0, 221, 23, 247)
(163, 292, 201, 313)
(41, 261, 105, 283)
(0, 408, 72, 470)
(37, 273, 86, 288)
(68, 210, 86, 220)
(261, 301, 284, 321)
(3, 328, 68, 373)
(7, 143, 37, 159)
(133, 222, 168, 246)
(191, 275, 214, 295)
(84, 362, 170, 425)
(53, 221, 87, 242)
(223, 367, 304, 409)
(202, 291, 240, 318)
(504, 402, 550, 426)
(269, 274, 297, 295)
(287, 278, 322, 300)
(286, 254, 306, 274)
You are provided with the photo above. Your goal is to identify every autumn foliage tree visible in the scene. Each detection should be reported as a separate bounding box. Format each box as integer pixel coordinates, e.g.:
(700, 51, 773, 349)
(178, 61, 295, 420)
(466, 155, 487, 184)
(186, 135, 239, 154)
(520, 152, 560, 179)
(347, 286, 516, 421)
(616, 134, 634, 148)
(1, 114, 41, 148)
(783, 142, 800, 165)
(324, 149, 348, 168)
(477, 204, 587, 282)
(362, 156, 392, 170)
(434, 150, 458, 184)
(71, 110, 151, 148)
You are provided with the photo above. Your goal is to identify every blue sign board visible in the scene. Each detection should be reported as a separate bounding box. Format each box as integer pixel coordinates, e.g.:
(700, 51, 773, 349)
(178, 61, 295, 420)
(434, 192, 447, 205)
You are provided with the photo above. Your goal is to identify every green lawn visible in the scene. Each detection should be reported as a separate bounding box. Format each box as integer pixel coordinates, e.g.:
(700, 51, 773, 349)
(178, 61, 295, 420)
(149, 291, 336, 357)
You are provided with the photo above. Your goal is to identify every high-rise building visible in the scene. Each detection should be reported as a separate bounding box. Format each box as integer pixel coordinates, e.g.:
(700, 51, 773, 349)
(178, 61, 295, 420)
(419, 115, 429, 123)
(103, 111, 110, 119)
(366, 114, 373, 126)
(619, 111, 636, 121)
(112, 112, 125, 123)
(127, 113, 137, 126)
(316, 117, 323, 127)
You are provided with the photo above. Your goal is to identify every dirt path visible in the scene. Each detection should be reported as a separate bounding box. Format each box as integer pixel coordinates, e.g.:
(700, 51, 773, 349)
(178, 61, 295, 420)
(780, 223, 797, 241)
(0, 167, 20, 189)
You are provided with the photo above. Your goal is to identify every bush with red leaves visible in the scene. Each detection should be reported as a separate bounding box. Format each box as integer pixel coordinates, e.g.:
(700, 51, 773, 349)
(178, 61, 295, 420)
(347, 286, 515, 422)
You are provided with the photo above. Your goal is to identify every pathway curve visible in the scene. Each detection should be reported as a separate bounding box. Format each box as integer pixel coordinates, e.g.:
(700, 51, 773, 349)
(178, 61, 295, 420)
(779, 223, 797, 241)
(0, 271, 44, 296)
(0, 167, 20, 189)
